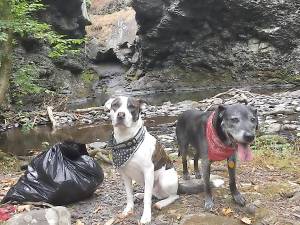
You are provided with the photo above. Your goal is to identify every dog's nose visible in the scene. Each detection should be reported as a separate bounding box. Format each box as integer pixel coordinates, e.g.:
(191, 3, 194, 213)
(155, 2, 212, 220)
(117, 112, 125, 119)
(243, 133, 255, 142)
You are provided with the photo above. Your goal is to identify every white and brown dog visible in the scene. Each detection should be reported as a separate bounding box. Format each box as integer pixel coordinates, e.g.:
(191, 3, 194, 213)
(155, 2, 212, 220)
(105, 96, 179, 224)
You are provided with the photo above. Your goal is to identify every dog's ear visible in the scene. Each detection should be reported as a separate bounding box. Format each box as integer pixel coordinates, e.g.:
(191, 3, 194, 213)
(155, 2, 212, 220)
(104, 98, 115, 111)
(216, 105, 226, 118)
(239, 99, 248, 105)
(256, 120, 259, 131)
(249, 106, 259, 130)
(138, 99, 148, 111)
(253, 108, 259, 131)
(250, 107, 258, 115)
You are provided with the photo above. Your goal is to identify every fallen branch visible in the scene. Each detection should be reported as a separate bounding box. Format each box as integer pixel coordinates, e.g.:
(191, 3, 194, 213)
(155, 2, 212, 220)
(74, 106, 104, 113)
(95, 151, 112, 165)
(47, 106, 58, 128)
(20, 201, 54, 208)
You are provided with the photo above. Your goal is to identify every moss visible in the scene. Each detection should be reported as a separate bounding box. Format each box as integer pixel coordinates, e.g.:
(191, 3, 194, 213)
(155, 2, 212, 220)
(255, 182, 294, 199)
(0, 150, 20, 173)
(259, 69, 300, 85)
(252, 135, 300, 173)
(81, 69, 97, 85)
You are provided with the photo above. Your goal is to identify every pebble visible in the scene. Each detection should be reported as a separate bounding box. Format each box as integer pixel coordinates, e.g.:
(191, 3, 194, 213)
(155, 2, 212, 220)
(265, 123, 282, 133)
(1, 90, 300, 140)
(282, 124, 298, 131)
(245, 203, 256, 215)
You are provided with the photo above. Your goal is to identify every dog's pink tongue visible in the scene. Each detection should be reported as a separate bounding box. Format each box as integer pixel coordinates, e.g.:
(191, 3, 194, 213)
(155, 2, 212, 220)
(237, 144, 253, 161)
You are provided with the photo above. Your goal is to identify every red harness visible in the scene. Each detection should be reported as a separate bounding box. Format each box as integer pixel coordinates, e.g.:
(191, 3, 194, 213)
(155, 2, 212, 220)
(206, 112, 235, 161)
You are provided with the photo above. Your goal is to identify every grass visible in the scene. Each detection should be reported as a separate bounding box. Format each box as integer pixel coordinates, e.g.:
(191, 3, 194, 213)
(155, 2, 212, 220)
(252, 135, 300, 173)
(81, 69, 97, 85)
(0, 150, 20, 174)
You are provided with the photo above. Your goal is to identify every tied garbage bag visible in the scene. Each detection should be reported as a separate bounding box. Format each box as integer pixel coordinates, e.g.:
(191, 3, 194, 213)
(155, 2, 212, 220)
(1, 141, 104, 205)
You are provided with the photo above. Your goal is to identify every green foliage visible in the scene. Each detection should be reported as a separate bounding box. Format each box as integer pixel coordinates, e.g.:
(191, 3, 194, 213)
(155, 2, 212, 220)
(21, 119, 35, 133)
(0, 0, 84, 58)
(252, 135, 298, 157)
(14, 64, 45, 96)
(81, 69, 96, 84)
(0, 149, 19, 173)
(252, 135, 300, 173)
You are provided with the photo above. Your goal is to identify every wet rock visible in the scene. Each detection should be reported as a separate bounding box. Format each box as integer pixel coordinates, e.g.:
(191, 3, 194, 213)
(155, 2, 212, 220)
(265, 123, 282, 133)
(38, 0, 90, 38)
(178, 175, 224, 194)
(86, 6, 137, 63)
(6, 206, 71, 225)
(132, 0, 300, 83)
(54, 57, 84, 74)
(244, 203, 256, 215)
(282, 124, 298, 131)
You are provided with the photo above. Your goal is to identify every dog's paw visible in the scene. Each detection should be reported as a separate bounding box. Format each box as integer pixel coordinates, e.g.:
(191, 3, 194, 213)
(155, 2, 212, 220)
(140, 213, 151, 224)
(233, 192, 246, 206)
(195, 171, 202, 179)
(153, 202, 162, 210)
(183, 173, 191, 180)
(204, 197, 214, 211)
(118, 205, 134, 219)
(134, 193, 144, 200)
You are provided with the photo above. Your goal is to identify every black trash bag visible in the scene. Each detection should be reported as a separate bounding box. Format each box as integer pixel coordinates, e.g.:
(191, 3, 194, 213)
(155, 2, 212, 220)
(1, 141, 104, 205)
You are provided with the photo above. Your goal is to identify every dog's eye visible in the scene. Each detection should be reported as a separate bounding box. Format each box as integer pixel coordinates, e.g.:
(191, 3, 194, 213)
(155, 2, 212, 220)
(250, 117, 256, 122)
(111, 102, 120, 110)
(128, 104, 135, 110)
(230, 118, 239, 123)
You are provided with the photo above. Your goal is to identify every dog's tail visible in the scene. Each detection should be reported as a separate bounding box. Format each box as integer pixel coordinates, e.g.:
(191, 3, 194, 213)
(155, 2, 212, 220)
(177, 175, 224, 194)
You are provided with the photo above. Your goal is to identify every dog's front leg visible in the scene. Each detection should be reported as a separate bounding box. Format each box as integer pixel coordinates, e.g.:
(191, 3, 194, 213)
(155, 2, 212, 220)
(120, 171, 134, 217)
(228, 155, 246, 206)
(140, 166, 154, 224)
(202, 158, 213, 211)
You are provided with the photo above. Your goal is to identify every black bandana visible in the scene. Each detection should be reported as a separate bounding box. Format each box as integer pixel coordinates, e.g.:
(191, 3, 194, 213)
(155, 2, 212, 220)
(110, 127, 146, 168)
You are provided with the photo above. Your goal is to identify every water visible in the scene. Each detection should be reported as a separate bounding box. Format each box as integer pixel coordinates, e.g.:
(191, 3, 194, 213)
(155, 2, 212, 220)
(0, 116, 177, 156)
(68, 84, 296, 109)
(67, 89, 221, 109)
(0, 85, 297, 155)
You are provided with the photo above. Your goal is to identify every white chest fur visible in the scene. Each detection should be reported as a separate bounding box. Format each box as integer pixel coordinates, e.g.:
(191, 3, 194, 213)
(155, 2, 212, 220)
(119, 132, 156, 186)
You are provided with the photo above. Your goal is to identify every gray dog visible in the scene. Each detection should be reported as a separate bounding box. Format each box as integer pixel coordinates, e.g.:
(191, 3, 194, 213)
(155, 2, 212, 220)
(176, 104, 258, 210)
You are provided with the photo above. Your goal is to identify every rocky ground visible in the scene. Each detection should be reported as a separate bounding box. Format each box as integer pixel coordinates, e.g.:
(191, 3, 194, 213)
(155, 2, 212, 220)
(1, 88, 300, 137)
(0, 88, 299, 225)
(0, 125, 299, 225)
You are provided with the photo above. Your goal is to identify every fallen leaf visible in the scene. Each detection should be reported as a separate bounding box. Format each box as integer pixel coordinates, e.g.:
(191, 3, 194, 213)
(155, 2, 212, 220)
(241, 217, 252, 224)
(222, 207, 233, 216)
(93, 206, 101, 213)
(266, 164, 274, 170)
(104, 218, 116, 225)
(75, 220, 85, 225)
(253, 185, 259, 191)
(17, 205, 31, 212)
(168, 209, 176, 214)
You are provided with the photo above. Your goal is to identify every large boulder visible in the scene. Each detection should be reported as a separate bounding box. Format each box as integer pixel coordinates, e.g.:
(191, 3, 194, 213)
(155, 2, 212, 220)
(86, 1, 137, 64)
(6, 207, 71, 225)
(38, 0, 91, 38)
(132, 0, 300, 82)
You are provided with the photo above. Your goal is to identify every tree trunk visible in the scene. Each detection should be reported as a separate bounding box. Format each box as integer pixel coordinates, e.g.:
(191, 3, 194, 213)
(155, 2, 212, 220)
(0, 31, 13, 104)
(0, 0, 12, 105)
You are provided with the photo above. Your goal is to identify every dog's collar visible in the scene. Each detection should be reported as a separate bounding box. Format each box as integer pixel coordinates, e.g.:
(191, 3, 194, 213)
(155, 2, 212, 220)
(110, 126, 146, 168)
(206, 112, 235, 161)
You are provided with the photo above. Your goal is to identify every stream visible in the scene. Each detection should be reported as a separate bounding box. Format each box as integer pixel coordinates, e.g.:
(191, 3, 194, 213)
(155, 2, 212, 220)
(0, 85, 298, 156)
